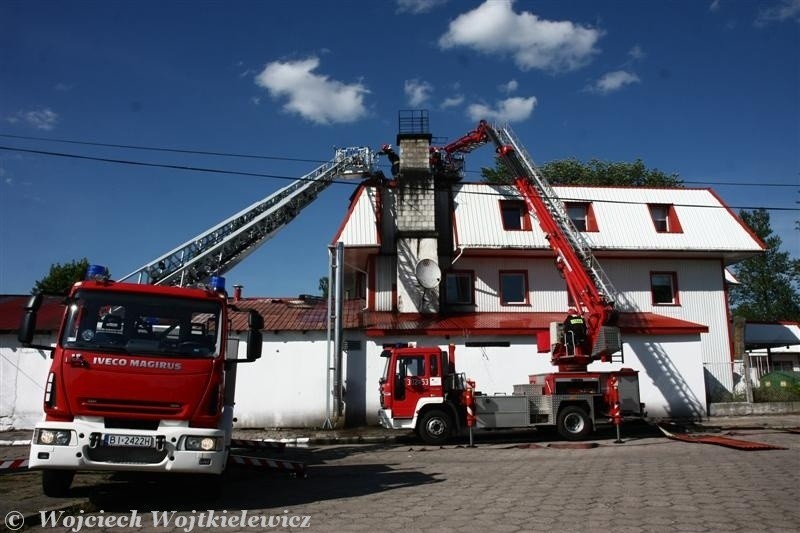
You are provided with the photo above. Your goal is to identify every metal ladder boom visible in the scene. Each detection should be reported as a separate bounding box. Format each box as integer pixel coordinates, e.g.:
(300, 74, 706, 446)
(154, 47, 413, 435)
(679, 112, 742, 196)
(488, 124, 620, 306)
(119, 147, 374, 287)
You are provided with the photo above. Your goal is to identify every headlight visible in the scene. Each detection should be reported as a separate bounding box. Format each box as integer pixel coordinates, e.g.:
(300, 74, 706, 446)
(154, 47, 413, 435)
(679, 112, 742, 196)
(184, 436, 219, 451)
(36, 429, 72, 446)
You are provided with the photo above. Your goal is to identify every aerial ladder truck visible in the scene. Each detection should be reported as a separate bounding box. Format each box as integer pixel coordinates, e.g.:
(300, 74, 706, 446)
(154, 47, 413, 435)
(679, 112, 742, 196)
(378, 121, 644, 444)
(20, 147, 374, 495)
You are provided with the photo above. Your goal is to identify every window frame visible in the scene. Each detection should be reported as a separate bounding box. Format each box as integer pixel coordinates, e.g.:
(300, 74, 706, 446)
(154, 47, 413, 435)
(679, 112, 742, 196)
(499, 270, 530, 306)
(648, 204, 683, 234)
(650, 271, 680, 306)
(445, 270, 475, 306)
(498, 200, 532, 231)
(565, 202, 598, 232)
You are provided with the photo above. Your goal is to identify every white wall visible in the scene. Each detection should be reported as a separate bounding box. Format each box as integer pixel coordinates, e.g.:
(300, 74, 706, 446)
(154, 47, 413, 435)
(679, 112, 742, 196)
(232, 332, 329, 428)
(1, 334, 52, 430)
(1, 330, 706, 430)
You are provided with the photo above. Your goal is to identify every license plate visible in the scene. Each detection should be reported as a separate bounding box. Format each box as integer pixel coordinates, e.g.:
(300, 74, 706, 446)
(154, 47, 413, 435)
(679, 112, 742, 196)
(103, 434, 155, 448)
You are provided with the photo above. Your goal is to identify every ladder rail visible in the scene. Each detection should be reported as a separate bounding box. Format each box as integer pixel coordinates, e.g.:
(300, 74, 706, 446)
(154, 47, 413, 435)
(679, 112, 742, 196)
(119, 147, 373, 286)
(491, 124, 621, 306)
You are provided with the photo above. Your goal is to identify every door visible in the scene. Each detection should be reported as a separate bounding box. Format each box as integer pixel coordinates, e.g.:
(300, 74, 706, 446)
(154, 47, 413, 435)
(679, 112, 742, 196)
(391, 355, 428, 419)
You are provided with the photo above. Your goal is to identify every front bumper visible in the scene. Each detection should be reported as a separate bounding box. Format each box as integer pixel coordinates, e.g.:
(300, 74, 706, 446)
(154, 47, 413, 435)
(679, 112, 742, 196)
(29, 418, 228, 474)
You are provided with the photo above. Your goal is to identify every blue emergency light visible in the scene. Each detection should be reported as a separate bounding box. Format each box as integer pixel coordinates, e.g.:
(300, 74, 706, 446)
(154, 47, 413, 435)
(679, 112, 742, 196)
(85, 264, 109, 281)
(210, 275, 226, 293)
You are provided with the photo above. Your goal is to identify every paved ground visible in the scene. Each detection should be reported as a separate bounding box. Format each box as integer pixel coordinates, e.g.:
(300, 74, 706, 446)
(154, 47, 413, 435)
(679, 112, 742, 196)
(1, 416, 799, 532)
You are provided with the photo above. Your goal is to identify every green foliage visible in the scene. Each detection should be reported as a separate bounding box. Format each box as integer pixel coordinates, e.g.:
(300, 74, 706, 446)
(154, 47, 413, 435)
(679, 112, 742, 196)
(752, 382, 800, 403)
(729, 209, 800, 321)
(481, 157, 682, 187)
(32, 258, 91, 296)
(319, 277, 329, 298)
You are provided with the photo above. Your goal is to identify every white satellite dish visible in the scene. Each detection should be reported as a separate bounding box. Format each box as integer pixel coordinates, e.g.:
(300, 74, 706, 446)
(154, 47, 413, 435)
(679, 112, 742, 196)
(415, 259, 442, 289)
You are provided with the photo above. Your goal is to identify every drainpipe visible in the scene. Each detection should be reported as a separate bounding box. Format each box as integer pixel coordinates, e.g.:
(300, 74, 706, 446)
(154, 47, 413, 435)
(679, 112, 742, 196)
(333, 241, 345, 419)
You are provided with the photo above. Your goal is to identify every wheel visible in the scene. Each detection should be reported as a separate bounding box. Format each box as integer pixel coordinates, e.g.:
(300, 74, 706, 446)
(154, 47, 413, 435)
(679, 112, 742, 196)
(42, 469, 75, 497)
(556, 405, 592, 441)
(417, 409, 452, 445)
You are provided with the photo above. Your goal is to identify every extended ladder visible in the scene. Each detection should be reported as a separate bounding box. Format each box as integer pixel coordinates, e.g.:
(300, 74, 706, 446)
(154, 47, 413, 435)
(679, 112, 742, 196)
(486, 123, 621, 307)
(119, 147, 374, 287)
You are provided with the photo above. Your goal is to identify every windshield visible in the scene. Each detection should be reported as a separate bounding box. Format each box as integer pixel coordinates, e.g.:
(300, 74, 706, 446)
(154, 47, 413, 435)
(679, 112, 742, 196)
(61, 289, 222, 358)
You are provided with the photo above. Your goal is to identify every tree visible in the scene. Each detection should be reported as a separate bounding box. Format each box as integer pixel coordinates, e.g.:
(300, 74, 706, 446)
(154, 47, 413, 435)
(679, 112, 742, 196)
(319, 277, 329, 298)
(729, 209, 800, 321)
(32, 258, 91, 295)
(481, 157, 682, 187)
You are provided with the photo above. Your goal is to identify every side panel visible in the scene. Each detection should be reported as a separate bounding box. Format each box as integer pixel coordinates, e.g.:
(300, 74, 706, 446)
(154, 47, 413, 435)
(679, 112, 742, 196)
(474, 395, 529, 428)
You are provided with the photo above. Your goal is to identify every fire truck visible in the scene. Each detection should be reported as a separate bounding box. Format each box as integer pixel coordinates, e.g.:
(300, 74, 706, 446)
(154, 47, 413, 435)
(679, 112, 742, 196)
(19, 148, 374, 496)
(378, 121, 644, 444)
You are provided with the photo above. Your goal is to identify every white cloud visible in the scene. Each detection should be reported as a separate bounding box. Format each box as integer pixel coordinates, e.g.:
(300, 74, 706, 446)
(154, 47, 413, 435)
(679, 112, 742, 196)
(396, 0, 447, 14)
(710, 0, 722, 12)
(756, 0, 800, 26)
(588, 70, 641, 94)
(499, 79, 519, 94)
(54, 82, 74, 92)
(438, 0, 602, 72)
(255, 57, 369, 125)
(440, 95, 465, 109)
(8, 108, 59, 130)
(628, 44, 645, 61)
(404, 79, 434, 106)
(467, 96, 537, 123)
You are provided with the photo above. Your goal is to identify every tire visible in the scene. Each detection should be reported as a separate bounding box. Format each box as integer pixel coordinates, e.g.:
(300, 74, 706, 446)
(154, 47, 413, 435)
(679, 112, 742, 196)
(417, 409, 452, 445)
(42, 469, 75, 497)
(556, 405, 592, 441)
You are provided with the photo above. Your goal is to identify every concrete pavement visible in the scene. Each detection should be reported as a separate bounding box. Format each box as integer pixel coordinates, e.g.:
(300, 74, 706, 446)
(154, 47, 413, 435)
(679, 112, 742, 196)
(1, 415, 798, 532)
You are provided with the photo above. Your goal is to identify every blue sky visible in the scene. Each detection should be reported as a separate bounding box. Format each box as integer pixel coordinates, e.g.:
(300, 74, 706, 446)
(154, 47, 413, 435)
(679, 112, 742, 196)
(1, 0, 798, 297)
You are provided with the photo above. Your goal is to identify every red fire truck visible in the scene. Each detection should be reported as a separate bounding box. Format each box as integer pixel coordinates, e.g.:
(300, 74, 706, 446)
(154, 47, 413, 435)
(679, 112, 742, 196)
(18, 265, 263, 496)
(378, 121, 644, 444)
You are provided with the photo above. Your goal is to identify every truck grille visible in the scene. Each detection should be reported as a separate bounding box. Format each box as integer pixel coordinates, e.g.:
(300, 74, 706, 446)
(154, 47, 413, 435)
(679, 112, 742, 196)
(86, 446, 168, 464)
(81, 398, 183, 416)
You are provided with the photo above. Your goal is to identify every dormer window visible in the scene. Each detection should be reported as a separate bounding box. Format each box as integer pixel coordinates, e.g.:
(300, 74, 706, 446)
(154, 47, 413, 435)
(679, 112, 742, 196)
(648, 204, 683, 233)
(499, 200, 532, 231)
(565, 202, 598, 232)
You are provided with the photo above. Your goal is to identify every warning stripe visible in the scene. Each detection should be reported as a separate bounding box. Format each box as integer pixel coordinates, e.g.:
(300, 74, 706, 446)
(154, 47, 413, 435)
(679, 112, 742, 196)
(657, 425, 787, 451)
(0, 458, 29, 471)
(230, 439, 286, 450)
(228, 454, 306, 476)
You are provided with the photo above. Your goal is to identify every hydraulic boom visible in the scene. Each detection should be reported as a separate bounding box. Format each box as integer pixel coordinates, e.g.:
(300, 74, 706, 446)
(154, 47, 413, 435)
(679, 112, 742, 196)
(441, 121, 620, 371)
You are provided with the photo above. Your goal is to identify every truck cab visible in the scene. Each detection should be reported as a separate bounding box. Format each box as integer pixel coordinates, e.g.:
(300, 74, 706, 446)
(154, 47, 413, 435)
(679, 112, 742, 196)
(19, 266, 263, 496)
(378, 344, 466, 444)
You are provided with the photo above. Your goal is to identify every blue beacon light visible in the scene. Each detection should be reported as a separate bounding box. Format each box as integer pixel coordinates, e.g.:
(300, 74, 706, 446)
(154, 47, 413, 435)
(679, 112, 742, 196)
(210, 276, 226, 293)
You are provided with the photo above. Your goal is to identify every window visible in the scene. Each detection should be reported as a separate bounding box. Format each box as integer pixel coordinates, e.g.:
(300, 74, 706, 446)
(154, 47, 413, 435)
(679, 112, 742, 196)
(499, 200, 531, 231)
(445, 271, 474, 305)
(397, 356, 425, 377)
(565, 202, 598, 232)
(651, 272, 679, 305)
(648, 204, 683, 233)
(500, 271, 529, 305)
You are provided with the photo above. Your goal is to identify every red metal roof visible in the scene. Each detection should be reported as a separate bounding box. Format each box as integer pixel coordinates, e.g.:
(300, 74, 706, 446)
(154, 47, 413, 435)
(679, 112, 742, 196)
(361, 310, 708, 336)
(0, 295, 707, 336)
(0, 295, 65, 332)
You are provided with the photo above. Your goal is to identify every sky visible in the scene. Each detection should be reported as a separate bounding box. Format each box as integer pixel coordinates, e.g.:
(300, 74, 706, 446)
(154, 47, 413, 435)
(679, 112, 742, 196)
(1, 0, 798, 298)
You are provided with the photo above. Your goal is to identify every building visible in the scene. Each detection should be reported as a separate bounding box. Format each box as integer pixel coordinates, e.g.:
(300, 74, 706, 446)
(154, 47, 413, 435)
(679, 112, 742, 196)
(0, 126, 766, 430)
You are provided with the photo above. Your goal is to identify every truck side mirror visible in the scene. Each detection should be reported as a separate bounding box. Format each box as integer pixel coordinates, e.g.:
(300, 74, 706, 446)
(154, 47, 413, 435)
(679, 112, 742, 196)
(245, 310, 263, 361)
(246, 329, 262, 361)
(18, 294, 43, 346)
